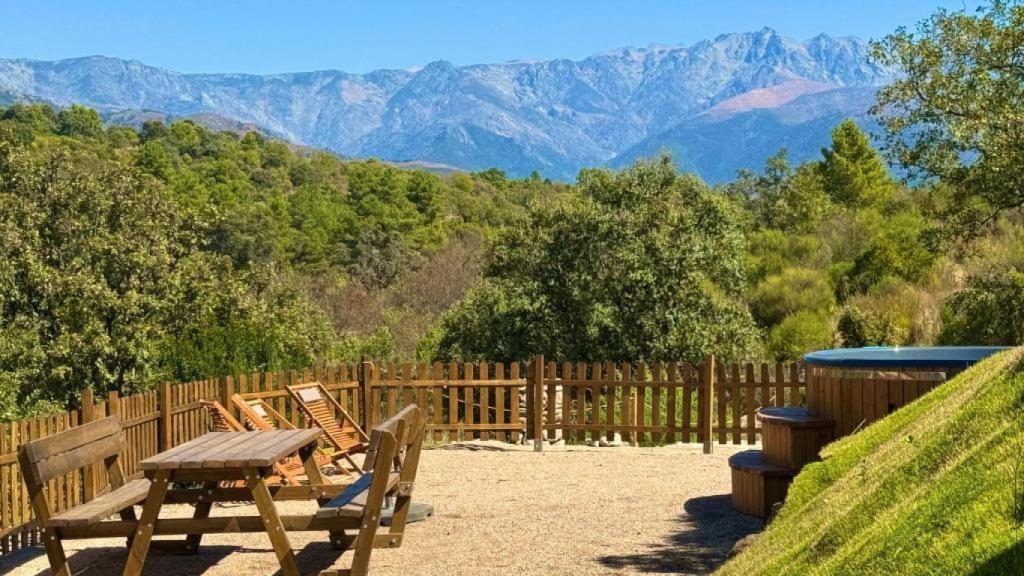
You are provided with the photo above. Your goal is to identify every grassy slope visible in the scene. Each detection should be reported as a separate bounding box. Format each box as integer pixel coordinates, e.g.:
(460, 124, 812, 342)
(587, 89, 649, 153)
(718, 347, 1024, 576)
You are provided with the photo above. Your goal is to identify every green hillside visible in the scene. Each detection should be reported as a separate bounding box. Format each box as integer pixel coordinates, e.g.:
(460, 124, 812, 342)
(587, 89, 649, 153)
(719, 347, 1024, 575)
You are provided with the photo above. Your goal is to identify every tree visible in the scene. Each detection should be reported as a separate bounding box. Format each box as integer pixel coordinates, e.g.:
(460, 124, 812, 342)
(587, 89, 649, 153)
(438, 155, 758, 362)
(0, 126, 334, 417)
(872, 1, 1024, 239)
(820, 119, 893, 208)
(939, 270, 1024, 345)
(55, 104, 103, 138)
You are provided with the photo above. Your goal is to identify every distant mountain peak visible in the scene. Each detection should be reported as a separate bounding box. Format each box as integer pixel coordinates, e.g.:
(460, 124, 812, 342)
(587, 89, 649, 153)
(0, 28, 892, 181)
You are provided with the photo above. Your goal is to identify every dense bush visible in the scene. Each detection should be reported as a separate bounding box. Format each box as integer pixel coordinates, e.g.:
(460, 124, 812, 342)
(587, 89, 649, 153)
(749, 268, 835, 327)
(767, 311, 835, 361)
(939, 270, 1024, 345)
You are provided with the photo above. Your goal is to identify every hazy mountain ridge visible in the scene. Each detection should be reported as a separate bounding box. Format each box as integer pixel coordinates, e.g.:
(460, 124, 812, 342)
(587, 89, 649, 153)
(0, 28, 892, 181)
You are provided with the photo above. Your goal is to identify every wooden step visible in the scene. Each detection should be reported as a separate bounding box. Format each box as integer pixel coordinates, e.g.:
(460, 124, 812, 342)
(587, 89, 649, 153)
(757, 407, 834, 469)
(728, 450, 795, 518)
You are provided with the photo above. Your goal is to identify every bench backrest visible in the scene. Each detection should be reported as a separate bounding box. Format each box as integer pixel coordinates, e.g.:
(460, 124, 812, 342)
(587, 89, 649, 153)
(19, 415, 125, 486)
(286, 381, 368, 454)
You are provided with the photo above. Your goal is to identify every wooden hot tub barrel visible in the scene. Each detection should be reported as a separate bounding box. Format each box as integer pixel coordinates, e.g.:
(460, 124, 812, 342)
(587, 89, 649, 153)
(803, 347, 1008, 437)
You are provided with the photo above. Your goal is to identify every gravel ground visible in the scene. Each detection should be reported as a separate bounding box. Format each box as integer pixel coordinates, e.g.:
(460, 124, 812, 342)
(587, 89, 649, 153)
(2, 441, 762, 576)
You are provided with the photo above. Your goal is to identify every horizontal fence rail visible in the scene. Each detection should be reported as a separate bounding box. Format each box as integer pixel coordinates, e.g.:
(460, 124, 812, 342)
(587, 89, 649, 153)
(0, 355, 804, 555)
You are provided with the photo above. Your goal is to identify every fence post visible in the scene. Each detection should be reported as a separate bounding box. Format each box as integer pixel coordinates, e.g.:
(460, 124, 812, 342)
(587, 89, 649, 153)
(158, 381, 172, 452)
(222, 375, 235, 419)
(360, 356, 374, 431)
(702, 355, 715, 454)
(80, 389, 96, 502)
(531, 355, 544, 452)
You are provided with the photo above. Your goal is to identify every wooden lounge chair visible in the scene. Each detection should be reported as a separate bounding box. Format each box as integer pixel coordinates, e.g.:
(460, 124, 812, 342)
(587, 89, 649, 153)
(230, 393, 335, 469)
(18, 415, 147, 576)
(199, 400, 304, 486)
(286, 381, 369, 476)
(316, 403, 425, 576)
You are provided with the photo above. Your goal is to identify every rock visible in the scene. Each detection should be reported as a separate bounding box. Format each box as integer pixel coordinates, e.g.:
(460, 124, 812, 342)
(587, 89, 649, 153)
(729, 534, 759, 558)
(598, 438, 611, 447)
(590, 440, 601, 447)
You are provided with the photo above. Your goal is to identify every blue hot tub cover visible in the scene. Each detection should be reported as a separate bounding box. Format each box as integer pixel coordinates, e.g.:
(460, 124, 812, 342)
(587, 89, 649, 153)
(803, 346, 1010, 369)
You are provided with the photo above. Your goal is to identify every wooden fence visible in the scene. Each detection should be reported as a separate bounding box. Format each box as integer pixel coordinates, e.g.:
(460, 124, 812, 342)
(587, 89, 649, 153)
(0, 355, 803, 555)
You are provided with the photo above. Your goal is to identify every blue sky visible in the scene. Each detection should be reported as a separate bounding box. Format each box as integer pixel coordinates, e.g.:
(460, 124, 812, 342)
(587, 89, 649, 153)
(0, 1, 983, 74)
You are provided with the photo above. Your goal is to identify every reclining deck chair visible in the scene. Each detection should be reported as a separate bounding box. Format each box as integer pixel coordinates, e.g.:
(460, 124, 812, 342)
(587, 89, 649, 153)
(230, 393, 335, 471)
(199, 400, 304, 486)
(315, 403, 425, 576)
(286, 381, 369, 477)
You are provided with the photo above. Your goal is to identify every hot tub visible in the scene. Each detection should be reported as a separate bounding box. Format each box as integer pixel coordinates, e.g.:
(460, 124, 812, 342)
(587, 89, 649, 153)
(803, 346, 1008, 436)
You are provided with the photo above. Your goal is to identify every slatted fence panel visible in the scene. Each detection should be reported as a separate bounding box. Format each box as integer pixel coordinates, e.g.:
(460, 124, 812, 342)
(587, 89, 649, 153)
(369, 362, 525, 443)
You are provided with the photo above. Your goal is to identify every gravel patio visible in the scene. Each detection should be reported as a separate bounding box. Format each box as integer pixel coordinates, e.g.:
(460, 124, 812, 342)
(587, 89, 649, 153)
(1, 441, 761, 576)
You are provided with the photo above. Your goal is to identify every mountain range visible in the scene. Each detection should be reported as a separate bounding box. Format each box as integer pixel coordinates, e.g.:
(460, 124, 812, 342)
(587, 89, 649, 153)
(0, 28, 892, 182)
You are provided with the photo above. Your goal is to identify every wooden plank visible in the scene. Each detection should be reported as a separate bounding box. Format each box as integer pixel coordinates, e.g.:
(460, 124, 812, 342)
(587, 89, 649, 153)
(605, 361, 616, 444)
(590, 362, 602, 445)
(716, 362, 727, 445)
(448, 362, 459, 442)
(746, 363, 757, 444)
(480, 362, 492, 441)
(651, 363, 662, 445)
(495, 362, 507, 443)
(730, 363, 741, 444)
(574, 362, 586, 444)
(465, 362, 477, 440)
(510, 362, 522, 444)
(432, 362, 445, 443)
(561, 361, 572, 444)
(545, 361, 557, 441)
(622, 363, 633, 445)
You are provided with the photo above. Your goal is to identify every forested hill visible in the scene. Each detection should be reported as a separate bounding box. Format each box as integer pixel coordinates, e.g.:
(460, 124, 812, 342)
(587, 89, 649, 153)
(0, 28, 890, 181)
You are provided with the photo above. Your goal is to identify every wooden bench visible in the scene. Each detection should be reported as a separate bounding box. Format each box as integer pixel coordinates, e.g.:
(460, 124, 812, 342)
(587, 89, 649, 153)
(315, 403, 425, 576)
(287, 381, 370, 477)
(18, 415, 144, 576)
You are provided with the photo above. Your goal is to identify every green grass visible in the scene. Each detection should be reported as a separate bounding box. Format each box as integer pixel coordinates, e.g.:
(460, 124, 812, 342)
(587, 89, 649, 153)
(718, 347, 1024, 576)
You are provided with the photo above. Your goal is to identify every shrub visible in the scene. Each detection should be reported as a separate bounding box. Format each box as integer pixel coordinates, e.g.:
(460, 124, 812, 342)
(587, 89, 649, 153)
(767, 310, 836, 361)
(938, 269, 1024, 345)
(837, 279, 939, 347)
(749, 267, 835, 327)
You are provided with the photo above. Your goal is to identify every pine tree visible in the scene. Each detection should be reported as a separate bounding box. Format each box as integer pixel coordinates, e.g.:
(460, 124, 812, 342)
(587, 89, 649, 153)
(820, 119, 893, 208)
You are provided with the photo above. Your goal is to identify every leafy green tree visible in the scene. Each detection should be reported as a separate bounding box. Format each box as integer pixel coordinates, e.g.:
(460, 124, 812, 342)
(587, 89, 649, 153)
(820, 119, 893, 208)
(938, 270, 1024, 345)
(872, 0, 1024, 239)
(55, 104, 103, 138)
(438, 156, 758, 362)
(0, 125, 334, 416)
(843, 212, 936, 294)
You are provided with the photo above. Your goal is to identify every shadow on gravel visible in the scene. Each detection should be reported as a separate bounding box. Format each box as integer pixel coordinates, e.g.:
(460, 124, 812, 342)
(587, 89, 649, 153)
(435, 442, 519, 452)
(2, 543, 237, 576)
(598, 494, 763, 575)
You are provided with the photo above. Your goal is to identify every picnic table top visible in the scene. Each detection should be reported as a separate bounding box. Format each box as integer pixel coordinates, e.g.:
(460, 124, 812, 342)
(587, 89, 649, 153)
(139, 429, 322, 471)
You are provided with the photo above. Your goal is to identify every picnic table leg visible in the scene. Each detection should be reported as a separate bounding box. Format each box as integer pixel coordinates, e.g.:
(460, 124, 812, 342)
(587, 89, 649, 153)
(123, 469, 170, 576)
(301, 444, 347, 550)
(183, 481, 218, 554)
(246, 467, 301, 576)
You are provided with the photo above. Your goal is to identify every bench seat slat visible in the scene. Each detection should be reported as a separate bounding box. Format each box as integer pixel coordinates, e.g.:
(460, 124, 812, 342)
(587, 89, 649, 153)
(48, 479, 150, 528)
(315, 473, 400, 519)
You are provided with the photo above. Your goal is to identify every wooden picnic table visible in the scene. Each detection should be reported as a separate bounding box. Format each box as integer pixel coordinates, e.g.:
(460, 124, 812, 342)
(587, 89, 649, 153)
(125, 429, 328, 576)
